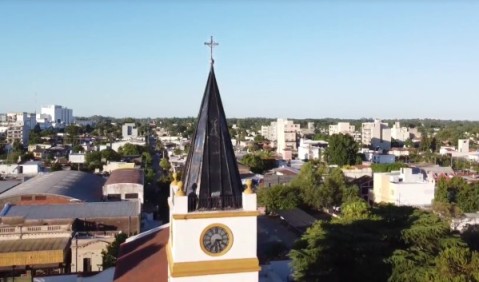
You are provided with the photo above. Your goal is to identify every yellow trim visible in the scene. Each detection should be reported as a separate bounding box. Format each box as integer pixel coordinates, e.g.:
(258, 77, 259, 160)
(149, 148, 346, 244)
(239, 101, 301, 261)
(172, 210, 259, 220)
(176, 181, 186, 196)
(200, 223, 234, 256)
(244, 179, 254, 194)
(167, 244, 260, 277)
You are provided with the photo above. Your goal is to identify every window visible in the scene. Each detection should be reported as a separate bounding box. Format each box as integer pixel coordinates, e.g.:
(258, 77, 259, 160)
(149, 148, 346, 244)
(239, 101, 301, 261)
(21, 196, 33, 201)
(107, 194, 121, 201)
(125, 193, 138, 199)
(35, 195, 46, 200)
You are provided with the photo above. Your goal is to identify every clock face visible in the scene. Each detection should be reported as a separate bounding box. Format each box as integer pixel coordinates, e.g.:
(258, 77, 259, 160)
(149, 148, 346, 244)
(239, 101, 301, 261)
(201, 224, 233, 256)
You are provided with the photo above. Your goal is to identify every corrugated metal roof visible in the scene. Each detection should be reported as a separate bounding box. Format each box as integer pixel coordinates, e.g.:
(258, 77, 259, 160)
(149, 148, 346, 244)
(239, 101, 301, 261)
(0, 237, 69, 253)
(0, 180, 21, 194)
(0, 171, 104, 202)
(1, 201, 140, 220)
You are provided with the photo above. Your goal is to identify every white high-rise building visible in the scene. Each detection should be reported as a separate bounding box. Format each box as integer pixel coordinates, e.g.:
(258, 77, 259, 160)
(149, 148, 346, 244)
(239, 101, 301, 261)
(40, 105, 73, 127)
(362, 119, 391, 151)
(458, 139, 469, 153)
(329, 122, 355, 136)
(329, 122, 361, 142)
(390, 122, 411, 142)
(122, 123, 139, 140)
(0, 112, 37, 145)
(261, 118, 300, 160)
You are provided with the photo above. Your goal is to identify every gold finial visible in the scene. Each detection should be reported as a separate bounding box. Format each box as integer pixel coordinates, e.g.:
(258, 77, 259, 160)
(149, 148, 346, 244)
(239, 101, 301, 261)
(176, 181, 186, 196)
(244, 179, 254, 194)
(171, 172, 178, 186)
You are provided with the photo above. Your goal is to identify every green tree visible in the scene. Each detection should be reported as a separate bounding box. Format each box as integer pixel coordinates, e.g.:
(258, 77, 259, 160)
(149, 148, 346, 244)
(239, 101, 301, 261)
(456, 183, 479, 213)
(257, 185, 302, 214)
(290, 203, 479, 282)
(101, 233, 128, 269)
(371, 163, 408, 173)
(118, 143, 144, 156)
(159, 158, 171, 172)
(29, 131, 42, 145)
(324, 134, 359, 166)
(290, 164, 360, 211)
(145, 167, 156, 184)
(101, 148, 121, 162)
(254, 135, 265, 142)
(12, 140, 23, 152)
(65, 125, 81, 145)
(85, 151, 102, 170)
(142, 151, 153, 166)
(72, 144, 85, 153)
(241, 153, 275, 174)
(50, 162, 62, 171)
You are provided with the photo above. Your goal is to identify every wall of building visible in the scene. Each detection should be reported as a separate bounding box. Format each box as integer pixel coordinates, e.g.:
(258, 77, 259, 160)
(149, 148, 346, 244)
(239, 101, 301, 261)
(329, 122, 355, 136)
(71, 237, 115, 273)
(372, 169, 435, 206)
(171, 272, 258, 282)
(362, 120, 391, 150)
(76, 217, 140, 235)
(122, 123, 138, 140)
(0, 195, 73, 207)
(103, 183, 144, 203)
(389, 182, 435, 206)
(171, 216, 257, 263)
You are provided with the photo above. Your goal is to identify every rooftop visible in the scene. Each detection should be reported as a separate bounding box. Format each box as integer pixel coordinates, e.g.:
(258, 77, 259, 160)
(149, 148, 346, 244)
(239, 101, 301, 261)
(0, 180, 21, 195)
(114, 224, 169, 282)
(105, 168, 144, 186)
(0, 237, 69, 253)
(0, 201, 140, 220)
(0, 170, 104, 202)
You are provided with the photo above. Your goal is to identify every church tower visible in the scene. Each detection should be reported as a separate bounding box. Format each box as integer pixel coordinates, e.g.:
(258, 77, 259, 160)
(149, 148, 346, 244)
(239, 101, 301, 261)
(167, 38, 260, 282)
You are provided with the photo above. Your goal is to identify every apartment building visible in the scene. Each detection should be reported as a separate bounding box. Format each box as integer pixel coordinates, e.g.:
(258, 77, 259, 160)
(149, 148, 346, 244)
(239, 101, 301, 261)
(260, 119, 300, 160)
(390, 122, 411, 142)
(329, 122, 361, 142)
(362, 119, 391, 151)
(371, 167, 435, 206)
(122, 123, 139, 140)
(0, 112, 37, 145)
(40, 104, 73, 126)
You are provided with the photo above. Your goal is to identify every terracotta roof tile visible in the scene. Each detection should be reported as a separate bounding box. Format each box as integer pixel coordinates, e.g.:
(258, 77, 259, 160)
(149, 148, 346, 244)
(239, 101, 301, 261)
(114, 226, 169, 282)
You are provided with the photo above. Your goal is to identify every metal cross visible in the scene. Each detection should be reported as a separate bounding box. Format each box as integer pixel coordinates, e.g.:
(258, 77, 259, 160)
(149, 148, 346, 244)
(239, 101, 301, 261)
(204, 36, 219, 65)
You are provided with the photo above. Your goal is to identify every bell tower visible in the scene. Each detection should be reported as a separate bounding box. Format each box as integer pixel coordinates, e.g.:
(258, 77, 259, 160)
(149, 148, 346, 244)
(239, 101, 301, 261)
(167, 38, 260, 282)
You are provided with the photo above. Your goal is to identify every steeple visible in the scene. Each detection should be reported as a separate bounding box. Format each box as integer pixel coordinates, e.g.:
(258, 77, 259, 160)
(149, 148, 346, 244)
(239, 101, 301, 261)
(182, 65, 243, 211)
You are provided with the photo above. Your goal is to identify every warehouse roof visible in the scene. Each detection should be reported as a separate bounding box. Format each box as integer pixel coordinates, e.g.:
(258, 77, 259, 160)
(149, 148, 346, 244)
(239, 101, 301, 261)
(1, 201, 140, 220)
(0, 180, 21, 195)
(105, 168, 143, 186)
(0, 237, 69, 253)
(0, 170, 104, 202)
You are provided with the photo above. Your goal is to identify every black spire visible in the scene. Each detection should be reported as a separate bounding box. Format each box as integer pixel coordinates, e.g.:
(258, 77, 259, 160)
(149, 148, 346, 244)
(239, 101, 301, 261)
(182, 66, 243, 211)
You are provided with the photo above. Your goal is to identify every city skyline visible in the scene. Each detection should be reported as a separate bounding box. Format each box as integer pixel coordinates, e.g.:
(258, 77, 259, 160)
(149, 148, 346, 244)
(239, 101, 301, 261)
(1, 1, 478, 120)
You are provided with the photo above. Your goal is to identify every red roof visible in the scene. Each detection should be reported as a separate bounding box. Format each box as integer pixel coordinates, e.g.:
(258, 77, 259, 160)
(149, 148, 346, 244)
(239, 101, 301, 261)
(105, 168, 144, 186)
(114, 226, 169, 282)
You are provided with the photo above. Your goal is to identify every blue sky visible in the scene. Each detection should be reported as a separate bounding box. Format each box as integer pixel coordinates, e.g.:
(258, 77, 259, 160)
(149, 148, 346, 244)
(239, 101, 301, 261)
(0, 1, 478, 120)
